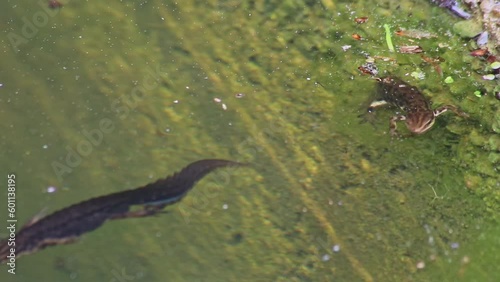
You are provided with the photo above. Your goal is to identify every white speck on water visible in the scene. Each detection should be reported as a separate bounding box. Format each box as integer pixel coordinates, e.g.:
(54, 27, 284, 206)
(185, 86, 190, 89)
(321, 254, 330, 261)
(424, 224, 431, 234)
(307, 77, 311, 81)
(332, 244, 340, 252)
(214, 97, 222, 103)
(416, 261, 425, 269)
(222, 204, 228, 210)
(342, 45, 352, 51)
(222, 103, 227, 110)
(173, 100, 179, 104)
(42, 144, 48, 149)
(47, 186, 57, 193)
(482, 74, 496, 80)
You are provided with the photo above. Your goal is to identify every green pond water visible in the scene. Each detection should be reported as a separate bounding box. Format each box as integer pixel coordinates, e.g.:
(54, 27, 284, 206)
(0, 0, 499, 281)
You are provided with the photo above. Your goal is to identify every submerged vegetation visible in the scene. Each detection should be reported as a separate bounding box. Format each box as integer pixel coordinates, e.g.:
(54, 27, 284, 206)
(0, 0, 498, 281)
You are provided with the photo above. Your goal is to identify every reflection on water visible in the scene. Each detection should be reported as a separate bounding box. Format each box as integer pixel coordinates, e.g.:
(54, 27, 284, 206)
(0, 0, 495, 281)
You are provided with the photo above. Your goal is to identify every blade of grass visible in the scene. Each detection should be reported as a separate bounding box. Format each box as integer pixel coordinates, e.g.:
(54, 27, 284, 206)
(383, 24, 395, 52)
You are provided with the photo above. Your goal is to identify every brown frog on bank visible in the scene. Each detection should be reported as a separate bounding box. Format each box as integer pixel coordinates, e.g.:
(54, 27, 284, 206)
(367, 76, 469, 137)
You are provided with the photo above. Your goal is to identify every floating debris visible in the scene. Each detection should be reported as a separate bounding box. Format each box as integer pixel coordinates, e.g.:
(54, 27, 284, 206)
(383, 24, 395, 52)
(354, 17, 368, 24)
(46, 186, 57, 193)
(395, 29, 437, 39)
(341, 45, 352, 51)
(358, 62, 378, 76)
(352, 33, 362, 40)
(332, 244, 340, 252)
(420, 55, 444, 76)
(491, 61, 500, 69)
(411, 70, 426, 80)
(444, 76, 455, 83)
(321, 254, 331, 261)
(372, 55, 397, 62)
(430, 0, 471, 19)
(48, 0, 63, 9)
(399, 45, 424, 54)
(470, 48, 489, 57)
(476, 31, 489, 46)
(482, 74, 496, 80)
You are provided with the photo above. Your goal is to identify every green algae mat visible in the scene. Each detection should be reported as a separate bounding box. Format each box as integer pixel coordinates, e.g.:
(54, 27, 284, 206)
(0, 0, 498, 281)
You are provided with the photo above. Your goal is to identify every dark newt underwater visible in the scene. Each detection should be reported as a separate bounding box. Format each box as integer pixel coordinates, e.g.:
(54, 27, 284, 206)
(0, 159, 244, 264)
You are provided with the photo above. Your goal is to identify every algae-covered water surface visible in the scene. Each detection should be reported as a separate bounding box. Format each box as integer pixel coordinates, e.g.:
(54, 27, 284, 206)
(0, 0, 499, 281)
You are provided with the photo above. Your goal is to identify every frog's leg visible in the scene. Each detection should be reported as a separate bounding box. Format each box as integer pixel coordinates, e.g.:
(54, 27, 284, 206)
(433, 105, 469, 118)
(367, 100, 389, 113)
(389, 115, 406, 137)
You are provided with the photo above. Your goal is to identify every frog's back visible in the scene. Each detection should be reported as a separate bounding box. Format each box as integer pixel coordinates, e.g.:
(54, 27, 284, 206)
(377, 76, 431, 113)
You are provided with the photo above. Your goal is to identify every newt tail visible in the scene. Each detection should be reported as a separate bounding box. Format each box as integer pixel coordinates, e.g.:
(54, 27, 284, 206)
(0, 159, 244, 263)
